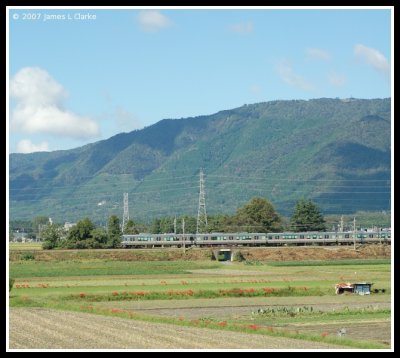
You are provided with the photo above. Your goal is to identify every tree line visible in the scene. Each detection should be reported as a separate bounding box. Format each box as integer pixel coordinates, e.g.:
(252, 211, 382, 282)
(36, 198, 325, 249)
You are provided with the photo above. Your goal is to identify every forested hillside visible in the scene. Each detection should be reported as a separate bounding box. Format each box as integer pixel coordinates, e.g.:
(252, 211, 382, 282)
(10, 98, 391, 223)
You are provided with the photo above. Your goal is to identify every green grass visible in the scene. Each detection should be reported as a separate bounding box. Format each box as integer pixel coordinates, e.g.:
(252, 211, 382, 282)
(9, 260, 220, 278)
(268, 259, 391, 267)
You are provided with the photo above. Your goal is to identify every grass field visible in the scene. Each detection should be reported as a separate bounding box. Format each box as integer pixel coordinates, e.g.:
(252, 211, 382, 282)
(8, 248, 392, 350)
(9, 242, 42, 251)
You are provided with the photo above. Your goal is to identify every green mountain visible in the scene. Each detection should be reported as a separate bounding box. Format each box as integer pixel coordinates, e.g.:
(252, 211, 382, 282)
(9, 98, 391, 223)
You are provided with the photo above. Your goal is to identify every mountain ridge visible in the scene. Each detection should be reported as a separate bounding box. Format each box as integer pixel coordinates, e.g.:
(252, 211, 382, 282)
(9, 97, 391, 222)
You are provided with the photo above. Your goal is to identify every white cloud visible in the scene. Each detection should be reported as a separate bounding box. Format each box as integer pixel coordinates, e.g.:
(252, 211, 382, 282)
(137, 10, 172, 32)
(229, 21, 254, 34)
(305, 47, 330, 61)
(354, 44, 390, 79)
(10, 67, 100, 139)
(16, 139, 49, 153)
(328, 72, 346, 87)
(276, 60, 315, 91)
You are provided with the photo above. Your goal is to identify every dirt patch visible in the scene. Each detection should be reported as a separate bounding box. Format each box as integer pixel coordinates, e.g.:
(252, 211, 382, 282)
(8, 308, 347, 349)
(238, 245, 391, 262)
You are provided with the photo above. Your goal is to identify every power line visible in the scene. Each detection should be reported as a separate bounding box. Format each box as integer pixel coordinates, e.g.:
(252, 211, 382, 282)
(9, 172, 391, 191)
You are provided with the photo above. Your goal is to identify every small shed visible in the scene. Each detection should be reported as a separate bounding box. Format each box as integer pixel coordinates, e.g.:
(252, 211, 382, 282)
(335, 283, 354, 295)
(353, 282, 373, 295)
(335, 282, 373, 295)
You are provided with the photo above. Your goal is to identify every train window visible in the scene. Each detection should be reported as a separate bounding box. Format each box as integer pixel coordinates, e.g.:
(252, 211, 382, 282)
(324, 235, 330, 239)
(275, 235, 280, 239)
(369, 234, 374, 238)
(300, 235, 304, 239)
(345, 234, 350, 238)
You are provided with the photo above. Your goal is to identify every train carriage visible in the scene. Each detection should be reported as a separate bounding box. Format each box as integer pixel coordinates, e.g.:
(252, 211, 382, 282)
(121, 229, 390, 248)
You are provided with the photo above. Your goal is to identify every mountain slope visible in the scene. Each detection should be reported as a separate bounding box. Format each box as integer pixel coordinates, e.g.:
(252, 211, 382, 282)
(9, 98, 391, 222)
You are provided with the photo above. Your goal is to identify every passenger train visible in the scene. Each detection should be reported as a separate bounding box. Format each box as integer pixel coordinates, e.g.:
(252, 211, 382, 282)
(121, 229, 391, 248)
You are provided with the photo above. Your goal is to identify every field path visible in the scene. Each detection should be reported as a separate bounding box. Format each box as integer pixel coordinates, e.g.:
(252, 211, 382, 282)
(9, 308, 347, 349)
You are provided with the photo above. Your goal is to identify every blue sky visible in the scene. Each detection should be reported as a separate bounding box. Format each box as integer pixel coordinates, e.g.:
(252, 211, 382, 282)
(8, 6, 392, 153)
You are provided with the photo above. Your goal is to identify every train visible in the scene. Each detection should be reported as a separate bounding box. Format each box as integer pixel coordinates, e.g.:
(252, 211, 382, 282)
(121, 229, 391, 248)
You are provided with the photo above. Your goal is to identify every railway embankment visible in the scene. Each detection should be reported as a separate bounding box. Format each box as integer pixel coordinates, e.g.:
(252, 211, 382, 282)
(9, 244, 390, 262)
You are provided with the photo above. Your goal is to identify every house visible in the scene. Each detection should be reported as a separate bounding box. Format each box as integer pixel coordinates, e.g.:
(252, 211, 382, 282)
(64, 222, 76, 231)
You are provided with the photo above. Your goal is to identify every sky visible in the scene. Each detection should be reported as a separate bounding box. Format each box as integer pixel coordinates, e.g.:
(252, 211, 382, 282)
(7, 6, 392, 153)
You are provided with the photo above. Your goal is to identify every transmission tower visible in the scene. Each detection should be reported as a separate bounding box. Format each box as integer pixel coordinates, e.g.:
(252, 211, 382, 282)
(122, 193, 129, 232)
(196, 168, 208, 234)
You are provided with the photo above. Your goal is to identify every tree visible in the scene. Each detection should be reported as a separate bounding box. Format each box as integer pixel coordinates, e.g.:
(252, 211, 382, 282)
(67, 218, 95, 243)
(159, 217, 174, 234)
(32, 216, 50, 240)
(9, 227, 14, 242)
(107, 215, 121, 248)
(290, 199, 326, 232)
(150, 218, 161, 234)
(9, 277, 15, 292)
(41, 224, 63, 250)
(124, 219, 139, 235)
(207, 214, 230, 232)
(234, 197, 282, 232)
(176, 216, 196, 234)
(90, 227, 108, 248)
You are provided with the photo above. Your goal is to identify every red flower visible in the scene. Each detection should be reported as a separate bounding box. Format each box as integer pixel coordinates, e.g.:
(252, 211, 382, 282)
(248, 324, 259, 330)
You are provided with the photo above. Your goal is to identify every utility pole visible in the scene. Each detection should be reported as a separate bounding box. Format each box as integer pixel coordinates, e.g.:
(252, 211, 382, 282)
(182, 218, 185, 253)
(196, 168, 208, 234)
(340, 215, 344, 233)
(353, 217, 356, 251)
(174, 216, 177, 235)
(122, 193, 129, 233)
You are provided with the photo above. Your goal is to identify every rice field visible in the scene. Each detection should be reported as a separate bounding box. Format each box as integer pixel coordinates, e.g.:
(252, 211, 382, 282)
(8, 247, 392, 350)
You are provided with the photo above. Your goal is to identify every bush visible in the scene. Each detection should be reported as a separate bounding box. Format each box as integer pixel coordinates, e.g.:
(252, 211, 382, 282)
(42, 241, 56, 250)
(207, 250, 215, 260)
(233, 251, 245, 262)
(9, 277, 15, 292)
(21, 252, 35, 261)
(75, 240, 90, 249)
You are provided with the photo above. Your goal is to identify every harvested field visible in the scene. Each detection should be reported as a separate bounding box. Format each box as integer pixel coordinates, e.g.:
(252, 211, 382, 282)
(283, 321, 391, 347)
(9, 308, 348, 349)
(96, 295, 391, 318)
(120, 301, 391, 321)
